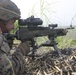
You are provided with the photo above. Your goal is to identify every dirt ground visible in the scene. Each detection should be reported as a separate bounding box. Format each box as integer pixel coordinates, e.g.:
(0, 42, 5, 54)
(24, 47, 76, 75)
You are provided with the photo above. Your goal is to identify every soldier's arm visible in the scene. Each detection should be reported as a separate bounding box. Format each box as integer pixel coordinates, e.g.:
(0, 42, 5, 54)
(0, 34, 30, 75)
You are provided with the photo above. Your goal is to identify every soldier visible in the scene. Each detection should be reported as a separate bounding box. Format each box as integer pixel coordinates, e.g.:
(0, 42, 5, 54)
(0, 0, 30, 75)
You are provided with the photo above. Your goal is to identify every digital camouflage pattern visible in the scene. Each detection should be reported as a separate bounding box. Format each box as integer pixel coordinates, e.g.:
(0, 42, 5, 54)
(0, 33, 28, 75)
(0, 0, 20, 21)
(0, 33, 10, 54)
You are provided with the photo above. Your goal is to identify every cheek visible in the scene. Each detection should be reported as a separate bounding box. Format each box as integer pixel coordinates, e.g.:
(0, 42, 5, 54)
(6, 24, 14, 30)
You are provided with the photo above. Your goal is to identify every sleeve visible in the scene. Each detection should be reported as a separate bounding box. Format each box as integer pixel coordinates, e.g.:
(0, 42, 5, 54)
(12, 49, 26, 75)
(0, 52, 26, 75)
(0, 34, 26, 75)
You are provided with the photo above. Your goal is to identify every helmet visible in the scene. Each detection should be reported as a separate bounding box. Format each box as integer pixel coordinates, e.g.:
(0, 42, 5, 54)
(0, 0, 20, 21)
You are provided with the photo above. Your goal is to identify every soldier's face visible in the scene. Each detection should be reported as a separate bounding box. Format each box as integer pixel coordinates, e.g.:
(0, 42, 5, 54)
(4, 19, 15, 32)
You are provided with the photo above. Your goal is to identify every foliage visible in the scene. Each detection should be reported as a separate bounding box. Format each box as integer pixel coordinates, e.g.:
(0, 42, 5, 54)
(69, 39, 76, 46)
(10, 20, 19, 33)
(35, 36, 48, 45)
(56, 37, 76, 49)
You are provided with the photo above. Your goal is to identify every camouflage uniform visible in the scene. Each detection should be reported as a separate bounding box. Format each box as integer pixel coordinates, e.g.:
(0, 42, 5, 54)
(0, 33, 30, 75)
(0, 0, 30, 75)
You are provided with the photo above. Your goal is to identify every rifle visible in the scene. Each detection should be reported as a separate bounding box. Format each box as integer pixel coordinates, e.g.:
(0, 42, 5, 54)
(3, 16, 68, 59)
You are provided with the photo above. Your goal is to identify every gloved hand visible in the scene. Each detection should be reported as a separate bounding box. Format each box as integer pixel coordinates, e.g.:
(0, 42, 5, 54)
(18, 41, 30, 56)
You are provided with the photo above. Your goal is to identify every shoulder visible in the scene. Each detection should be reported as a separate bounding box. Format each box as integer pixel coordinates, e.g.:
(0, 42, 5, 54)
(0, 33, 10, 54)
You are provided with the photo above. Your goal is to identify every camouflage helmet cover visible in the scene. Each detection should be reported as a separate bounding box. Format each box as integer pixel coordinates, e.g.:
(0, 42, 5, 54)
(0, 0, 21, 21)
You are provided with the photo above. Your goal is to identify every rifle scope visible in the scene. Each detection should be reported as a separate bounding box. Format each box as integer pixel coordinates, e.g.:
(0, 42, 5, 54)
(18, 16, 43, 26)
